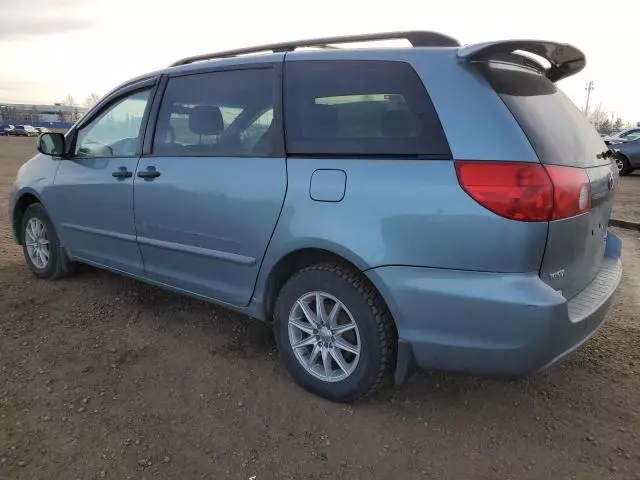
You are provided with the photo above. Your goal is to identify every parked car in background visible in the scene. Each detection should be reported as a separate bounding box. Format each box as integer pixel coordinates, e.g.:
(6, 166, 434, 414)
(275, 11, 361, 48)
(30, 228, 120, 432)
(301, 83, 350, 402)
(612, 138, 640, 175)
(34, 127, 50, 134)
(1, 123, 15, 136)
(605, 126, 640, 145)
(9, 32, 622, 402)
(11, 125, 39, 137)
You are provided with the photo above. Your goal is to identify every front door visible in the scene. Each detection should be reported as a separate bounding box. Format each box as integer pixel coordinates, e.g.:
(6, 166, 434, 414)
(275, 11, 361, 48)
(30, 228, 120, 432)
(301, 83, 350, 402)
(133, 66, 286, 306)
(49, 86, 154, 276)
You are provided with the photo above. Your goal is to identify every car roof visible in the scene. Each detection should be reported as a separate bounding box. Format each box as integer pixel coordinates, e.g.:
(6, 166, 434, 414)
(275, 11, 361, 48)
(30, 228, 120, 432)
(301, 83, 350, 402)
(164, 46, 463, 77)
(110, 32, 586, 93)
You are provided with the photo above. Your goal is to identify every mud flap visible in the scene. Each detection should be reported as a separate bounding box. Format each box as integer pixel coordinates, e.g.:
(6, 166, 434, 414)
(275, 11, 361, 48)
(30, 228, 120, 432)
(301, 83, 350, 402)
(59, 246, 74, 276)
(394, 339, 415, 386)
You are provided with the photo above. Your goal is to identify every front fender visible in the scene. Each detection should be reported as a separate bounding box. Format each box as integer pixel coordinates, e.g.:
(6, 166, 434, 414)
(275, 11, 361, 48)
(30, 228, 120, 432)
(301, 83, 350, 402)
(9, 153, 60, 243)
(10, 187, 46, 243)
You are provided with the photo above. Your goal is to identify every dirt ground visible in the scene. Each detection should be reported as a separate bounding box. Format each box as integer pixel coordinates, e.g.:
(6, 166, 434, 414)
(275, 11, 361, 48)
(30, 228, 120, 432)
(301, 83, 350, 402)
(1, 136, 639, 480)
(613, 171, 640, 223)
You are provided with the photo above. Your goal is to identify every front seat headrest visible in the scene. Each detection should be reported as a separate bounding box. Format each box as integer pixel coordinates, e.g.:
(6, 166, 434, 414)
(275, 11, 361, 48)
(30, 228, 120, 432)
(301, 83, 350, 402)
(189, 106, 224, 135)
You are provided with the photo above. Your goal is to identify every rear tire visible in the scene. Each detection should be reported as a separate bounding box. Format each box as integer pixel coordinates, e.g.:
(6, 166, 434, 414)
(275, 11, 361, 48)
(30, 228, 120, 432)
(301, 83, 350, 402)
(21, 203, 73, 280)
(274, 263, 396, 402)
(616, 155, 632, 176)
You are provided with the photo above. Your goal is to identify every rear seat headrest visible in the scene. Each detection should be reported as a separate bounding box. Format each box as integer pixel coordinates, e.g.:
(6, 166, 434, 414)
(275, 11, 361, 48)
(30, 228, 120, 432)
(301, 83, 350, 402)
(381, 110, 415, 137)
(305, 104, 339, 138)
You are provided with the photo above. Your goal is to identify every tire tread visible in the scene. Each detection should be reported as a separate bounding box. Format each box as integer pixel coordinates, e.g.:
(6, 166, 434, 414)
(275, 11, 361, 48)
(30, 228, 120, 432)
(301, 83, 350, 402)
(276, 262, 396, 400)
(21, 203, 71, 280)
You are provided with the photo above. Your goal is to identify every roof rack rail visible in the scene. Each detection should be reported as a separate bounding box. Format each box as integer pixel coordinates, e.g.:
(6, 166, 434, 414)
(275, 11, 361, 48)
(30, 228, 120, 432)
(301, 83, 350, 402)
(169, 31, 460, 67)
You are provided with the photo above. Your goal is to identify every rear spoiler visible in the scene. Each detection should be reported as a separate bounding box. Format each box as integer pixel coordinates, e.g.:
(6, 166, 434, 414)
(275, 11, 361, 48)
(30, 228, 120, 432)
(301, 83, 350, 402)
(458, 40, 586, 82)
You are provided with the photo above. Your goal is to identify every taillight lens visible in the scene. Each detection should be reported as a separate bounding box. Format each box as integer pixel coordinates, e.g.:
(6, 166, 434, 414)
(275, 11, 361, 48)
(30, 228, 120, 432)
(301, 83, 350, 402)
(455, 161, 553, 221)
(455, 161, 591, 222)
(544, 165, 591, 220)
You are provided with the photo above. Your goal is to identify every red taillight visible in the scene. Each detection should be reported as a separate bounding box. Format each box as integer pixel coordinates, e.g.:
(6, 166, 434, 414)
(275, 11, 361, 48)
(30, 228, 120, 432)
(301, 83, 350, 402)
(544, 165, 591, 220)
(455, 161, 591, 222)
(455, 161, 553, 221)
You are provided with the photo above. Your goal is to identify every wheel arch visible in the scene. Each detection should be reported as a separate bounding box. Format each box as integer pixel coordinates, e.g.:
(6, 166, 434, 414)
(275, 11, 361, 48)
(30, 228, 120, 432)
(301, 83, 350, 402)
(12, 190, 44, 244)
(262, 247, 361, 320)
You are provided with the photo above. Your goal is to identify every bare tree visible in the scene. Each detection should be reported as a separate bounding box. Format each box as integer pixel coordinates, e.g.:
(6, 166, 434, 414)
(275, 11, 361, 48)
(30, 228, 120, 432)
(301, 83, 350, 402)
(587, 103, 608, 129)
(63, 95, 75, 107)
(58, 95, 79, 124)
(83, 93, 100, 108)
(599, 118, 612, 134)
(612, 117, 626, 133)
(585, 104, 629, 134)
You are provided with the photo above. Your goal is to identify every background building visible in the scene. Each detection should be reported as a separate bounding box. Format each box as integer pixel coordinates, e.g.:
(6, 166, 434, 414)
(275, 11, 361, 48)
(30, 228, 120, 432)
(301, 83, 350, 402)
(0, 102, 89, 128)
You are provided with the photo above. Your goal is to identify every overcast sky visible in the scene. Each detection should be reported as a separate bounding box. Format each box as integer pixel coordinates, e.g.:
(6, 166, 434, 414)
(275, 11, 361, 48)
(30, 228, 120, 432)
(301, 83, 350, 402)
(1, 0, 638, 123)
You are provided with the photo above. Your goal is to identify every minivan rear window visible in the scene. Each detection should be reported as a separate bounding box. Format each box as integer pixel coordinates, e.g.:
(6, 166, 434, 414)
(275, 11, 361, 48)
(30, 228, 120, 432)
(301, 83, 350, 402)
(284, 60, 450, 157)
(478, 61, 608, 168)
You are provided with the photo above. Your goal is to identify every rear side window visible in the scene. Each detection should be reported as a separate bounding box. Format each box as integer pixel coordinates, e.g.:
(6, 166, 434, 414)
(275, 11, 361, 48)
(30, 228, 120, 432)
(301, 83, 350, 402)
(620, 129, 640, 141)
(153, 68, 277, 157)
(284, 60, 450, 157)
(478, 62, 608, 168)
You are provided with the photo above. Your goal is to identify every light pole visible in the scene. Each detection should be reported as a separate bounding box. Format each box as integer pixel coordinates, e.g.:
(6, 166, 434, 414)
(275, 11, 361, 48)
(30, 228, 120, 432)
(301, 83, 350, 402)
(611, 111, 615, 132)
(584, 80, 595, 115)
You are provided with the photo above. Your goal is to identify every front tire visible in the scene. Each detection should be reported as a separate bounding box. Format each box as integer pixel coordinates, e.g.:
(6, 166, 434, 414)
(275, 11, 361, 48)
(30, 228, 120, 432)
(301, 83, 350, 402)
(21, 203, 72, 280)
(274, 263, 396, 402)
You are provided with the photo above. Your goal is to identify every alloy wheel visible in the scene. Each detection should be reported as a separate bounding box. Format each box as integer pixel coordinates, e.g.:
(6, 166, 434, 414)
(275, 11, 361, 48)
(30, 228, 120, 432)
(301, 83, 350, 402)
(25, 218, 50, 269)
(287, 291, 361, 382)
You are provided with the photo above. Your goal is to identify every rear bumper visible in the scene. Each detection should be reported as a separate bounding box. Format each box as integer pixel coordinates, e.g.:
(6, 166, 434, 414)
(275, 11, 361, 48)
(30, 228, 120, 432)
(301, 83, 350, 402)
(366, 232, 622, 377)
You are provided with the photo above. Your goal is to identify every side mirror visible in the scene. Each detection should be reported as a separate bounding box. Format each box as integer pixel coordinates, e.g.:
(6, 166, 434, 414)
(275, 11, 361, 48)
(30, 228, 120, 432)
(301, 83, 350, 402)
(37, 132, 65, 156)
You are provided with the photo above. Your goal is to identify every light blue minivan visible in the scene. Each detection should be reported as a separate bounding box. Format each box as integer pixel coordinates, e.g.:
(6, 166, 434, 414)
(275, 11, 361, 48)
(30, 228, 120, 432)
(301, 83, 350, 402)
(10, 32, 622, 401)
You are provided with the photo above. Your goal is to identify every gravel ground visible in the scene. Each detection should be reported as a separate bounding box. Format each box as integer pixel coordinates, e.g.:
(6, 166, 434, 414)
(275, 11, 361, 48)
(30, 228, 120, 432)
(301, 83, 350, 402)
(1, 136, 639, 480)
(613, 171, 640, 224)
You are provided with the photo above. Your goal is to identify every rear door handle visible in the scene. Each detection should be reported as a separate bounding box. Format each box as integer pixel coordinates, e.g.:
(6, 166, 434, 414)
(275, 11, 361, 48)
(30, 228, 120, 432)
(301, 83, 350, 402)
(112, 166, 133, 179)
(137, 166, 161, 180)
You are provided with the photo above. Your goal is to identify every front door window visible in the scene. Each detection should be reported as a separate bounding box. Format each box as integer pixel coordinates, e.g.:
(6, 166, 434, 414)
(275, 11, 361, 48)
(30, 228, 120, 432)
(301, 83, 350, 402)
(74, 89, 151, 157)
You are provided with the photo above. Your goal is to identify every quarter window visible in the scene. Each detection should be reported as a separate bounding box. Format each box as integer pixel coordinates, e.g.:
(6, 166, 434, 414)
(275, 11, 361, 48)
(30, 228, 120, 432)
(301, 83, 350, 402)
(284, 60, 450, 157)
(153, 69, 276, 157)
(74, 89, 151, 157)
